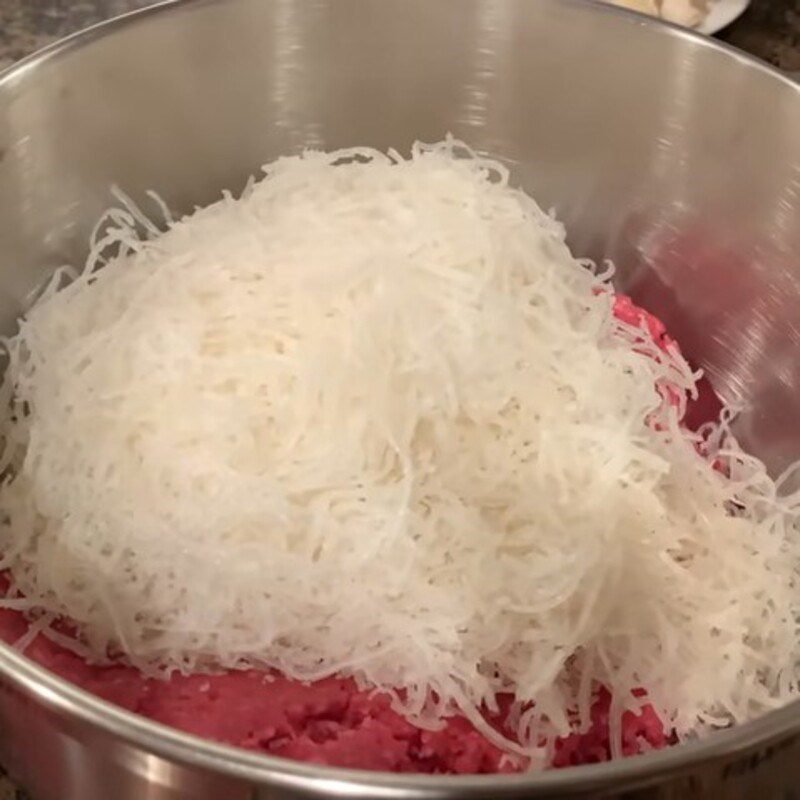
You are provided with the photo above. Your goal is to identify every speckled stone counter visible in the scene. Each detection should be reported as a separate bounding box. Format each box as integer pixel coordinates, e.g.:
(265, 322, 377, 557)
(0, 0, 797, 798)
(721, 0, 800, 71)
(0, 0, 152, 70)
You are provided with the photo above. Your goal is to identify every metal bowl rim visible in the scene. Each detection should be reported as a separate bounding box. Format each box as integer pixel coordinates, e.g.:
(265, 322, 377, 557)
(0, 0, 798, 794)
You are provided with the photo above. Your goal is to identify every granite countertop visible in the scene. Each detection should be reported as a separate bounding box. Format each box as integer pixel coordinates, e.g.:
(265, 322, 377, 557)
(0, 1, 797, 799)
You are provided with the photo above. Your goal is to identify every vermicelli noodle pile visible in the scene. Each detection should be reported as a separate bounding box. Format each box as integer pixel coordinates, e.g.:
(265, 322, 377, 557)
(0, 139, 797, 767)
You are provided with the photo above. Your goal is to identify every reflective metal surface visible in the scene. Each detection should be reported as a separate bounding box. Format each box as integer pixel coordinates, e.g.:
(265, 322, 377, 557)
(0, 1, 799, 798)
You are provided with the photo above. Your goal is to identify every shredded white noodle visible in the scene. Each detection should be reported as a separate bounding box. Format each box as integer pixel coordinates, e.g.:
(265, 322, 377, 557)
(0, 139, 797, 761)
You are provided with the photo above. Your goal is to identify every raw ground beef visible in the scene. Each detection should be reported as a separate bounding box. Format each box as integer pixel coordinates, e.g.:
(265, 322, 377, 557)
(0, 295, 715, 774)
(0, 605, 668, 773)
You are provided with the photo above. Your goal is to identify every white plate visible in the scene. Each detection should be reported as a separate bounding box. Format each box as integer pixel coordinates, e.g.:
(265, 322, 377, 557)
(698, 0, 751, 35)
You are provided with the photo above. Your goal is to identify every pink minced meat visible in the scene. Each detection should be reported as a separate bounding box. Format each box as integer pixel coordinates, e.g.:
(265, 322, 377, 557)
(0, 604, 667, 772)
(0, 295, 715, 774)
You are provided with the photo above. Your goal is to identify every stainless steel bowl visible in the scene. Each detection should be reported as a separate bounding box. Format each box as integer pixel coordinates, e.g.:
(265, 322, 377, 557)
(0, 1, 799, 798)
